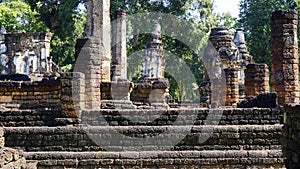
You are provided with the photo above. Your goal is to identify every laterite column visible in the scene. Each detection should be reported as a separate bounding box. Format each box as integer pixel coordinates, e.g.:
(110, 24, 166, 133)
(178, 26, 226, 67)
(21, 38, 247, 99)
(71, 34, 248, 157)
(271, 10, 299, 105)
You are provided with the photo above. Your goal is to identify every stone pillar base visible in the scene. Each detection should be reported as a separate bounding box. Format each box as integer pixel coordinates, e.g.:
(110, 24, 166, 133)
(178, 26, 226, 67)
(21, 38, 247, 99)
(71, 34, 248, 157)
(271, 10, 299, 105)
(131, 78, 169, 109)
(100, 80, 136, 109)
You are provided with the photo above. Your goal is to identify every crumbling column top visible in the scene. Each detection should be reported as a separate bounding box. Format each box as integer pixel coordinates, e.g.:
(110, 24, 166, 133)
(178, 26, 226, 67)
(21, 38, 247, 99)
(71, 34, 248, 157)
(210, 27, 229, 35)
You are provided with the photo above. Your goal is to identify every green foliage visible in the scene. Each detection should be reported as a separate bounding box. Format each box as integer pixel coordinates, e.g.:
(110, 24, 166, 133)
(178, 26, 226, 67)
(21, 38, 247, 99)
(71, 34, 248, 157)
(164, 72, 179, 101)
(0, 0, 48, 32)
(50, 12, 86, 66)
(61, 64, 73, 72)
(237, 0, 290, 65)
(215, 13, 236, 35)
(296, 0, 300, 6)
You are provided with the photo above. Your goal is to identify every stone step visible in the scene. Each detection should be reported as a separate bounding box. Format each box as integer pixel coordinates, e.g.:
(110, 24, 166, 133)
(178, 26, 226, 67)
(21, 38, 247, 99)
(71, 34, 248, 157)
(24, 150, 285, 168)
(0, 109, 62, 127)
(81, 108, 283, 126)
(4, 125, 282, 152)
(0, 102, 64, 126)
(0, 108, 283, 127)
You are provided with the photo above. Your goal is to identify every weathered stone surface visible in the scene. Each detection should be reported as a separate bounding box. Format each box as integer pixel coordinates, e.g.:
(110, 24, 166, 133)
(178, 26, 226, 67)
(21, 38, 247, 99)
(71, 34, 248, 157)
(23, 150, 285, 168)
(224, 68, 239, 106)
(0, 74, 31, 81)
(60, 72, 85, 120)
(5, 125, 283, 151)
(142, 22, 165, 79)
(234, 28, 253, 65)
(0, 105, 285, 168)
(202, 28, 243, 107)
(100, 80, 136, 109)
(234, 28, 251, 100)
(0, 2, 295, 169)
(0, 73, 87, 126)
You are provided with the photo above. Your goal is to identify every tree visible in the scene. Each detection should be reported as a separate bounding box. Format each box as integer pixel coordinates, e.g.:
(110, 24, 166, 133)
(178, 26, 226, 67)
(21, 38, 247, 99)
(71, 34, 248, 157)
(0, 0, 48, 33)
(24, 0, 86, 68)
(215, 12, 236, 35)
(237, 0, 290, 65)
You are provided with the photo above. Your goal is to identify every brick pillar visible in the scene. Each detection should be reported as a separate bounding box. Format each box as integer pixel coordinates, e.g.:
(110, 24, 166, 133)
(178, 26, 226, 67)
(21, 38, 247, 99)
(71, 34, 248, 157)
(245, 63, 270, 97)
(74, 0, 111, 109)
(202, 28, 232, 104)
(208, 28, 233, 59)
(224, 68, 239, 106)
(0, 128, 3, 148)
(92, 0, 111, 83)
(271, 10, 299, 105)
(283, 104, 300, 168)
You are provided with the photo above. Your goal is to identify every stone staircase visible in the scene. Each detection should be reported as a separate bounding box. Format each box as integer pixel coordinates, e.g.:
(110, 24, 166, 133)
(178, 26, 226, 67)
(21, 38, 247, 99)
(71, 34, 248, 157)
(2, 108, 286, 168)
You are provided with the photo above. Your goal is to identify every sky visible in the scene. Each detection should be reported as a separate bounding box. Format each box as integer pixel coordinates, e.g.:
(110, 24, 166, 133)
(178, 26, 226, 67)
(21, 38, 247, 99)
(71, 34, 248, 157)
(213, 0, 240, 18)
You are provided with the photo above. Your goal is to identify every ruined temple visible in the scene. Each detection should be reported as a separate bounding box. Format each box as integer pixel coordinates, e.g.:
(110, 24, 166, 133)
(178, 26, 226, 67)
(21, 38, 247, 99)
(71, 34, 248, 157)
(0, 33, 54, 77)
(0, 0, 299, 168)
(202, 27, 242, 106)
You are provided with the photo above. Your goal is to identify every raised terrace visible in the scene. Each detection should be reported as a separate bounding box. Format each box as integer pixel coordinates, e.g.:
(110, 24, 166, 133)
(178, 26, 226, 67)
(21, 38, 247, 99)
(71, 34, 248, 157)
(0, 0, 299, 169)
